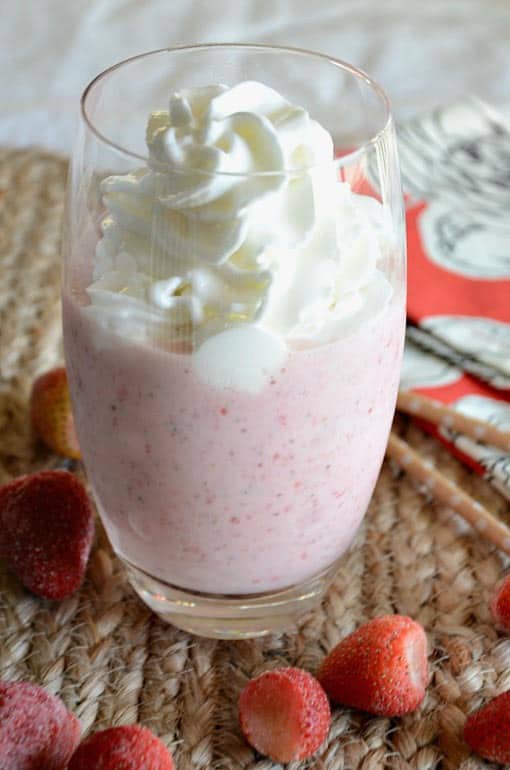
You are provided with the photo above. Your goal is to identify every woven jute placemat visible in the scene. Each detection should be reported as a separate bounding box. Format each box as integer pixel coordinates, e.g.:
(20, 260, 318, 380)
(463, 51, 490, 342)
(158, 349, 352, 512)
(1, 146, 510, 770)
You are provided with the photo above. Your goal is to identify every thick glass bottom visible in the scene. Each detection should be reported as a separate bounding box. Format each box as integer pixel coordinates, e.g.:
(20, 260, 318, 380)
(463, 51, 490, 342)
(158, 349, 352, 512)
(123, 558, 340, 639)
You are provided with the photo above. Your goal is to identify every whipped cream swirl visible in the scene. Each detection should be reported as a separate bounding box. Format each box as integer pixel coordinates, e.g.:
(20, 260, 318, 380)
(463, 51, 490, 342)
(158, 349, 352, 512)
(87, 81, 393, 386)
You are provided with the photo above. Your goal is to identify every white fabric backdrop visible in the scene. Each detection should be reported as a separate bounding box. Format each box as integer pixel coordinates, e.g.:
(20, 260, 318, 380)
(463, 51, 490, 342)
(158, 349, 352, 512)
(2, 0, 510, 154)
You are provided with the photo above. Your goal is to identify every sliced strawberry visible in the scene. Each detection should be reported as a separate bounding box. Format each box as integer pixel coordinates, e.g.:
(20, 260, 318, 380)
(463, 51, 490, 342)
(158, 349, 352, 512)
(318, 615, 428, 716)
(239, 667, 330, 763)
(464, 690, 510, 763)
(67, 725, 175, 770)
(0, 680, 81, 770)
(2, 470, 94, 600)
(30, 368, 81, 459)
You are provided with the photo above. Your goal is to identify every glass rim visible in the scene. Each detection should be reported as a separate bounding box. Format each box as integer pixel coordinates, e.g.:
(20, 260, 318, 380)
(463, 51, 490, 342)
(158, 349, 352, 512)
(80, 42, 392, 176)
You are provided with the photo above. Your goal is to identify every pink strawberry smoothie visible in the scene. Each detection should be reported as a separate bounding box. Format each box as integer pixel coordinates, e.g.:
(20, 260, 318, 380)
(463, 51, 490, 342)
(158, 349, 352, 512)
(63, 291, 403, 595)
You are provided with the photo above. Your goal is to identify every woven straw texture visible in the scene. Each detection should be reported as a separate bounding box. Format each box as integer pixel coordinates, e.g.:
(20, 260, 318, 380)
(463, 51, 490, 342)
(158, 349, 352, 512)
(1, 147, 510, 770)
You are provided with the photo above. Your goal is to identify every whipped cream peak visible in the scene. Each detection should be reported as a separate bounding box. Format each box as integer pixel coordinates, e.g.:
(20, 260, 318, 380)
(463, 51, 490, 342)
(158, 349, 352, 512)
(86, 80, 394, 390)
(147, 81, 333, 175)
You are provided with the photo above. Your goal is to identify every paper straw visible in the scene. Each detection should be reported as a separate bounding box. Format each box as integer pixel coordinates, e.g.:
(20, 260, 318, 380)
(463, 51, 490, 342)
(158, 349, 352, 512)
(397, 390, 510, 453)
(387, 432, 510, 557)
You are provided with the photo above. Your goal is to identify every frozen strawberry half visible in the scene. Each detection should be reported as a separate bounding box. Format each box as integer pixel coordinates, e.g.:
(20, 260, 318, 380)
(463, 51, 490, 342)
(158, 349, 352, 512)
(0, 680, 81, 770)
(238, 667, 330, 763)
(318, 615, 429, 717)
(490, 574, 510, 632)
(0, 477, 28, 558)
(464, 690, 510, 764)
(67, 725, 175, 770)
(2, 470, 95, 600)
(30, 367, 81, 460)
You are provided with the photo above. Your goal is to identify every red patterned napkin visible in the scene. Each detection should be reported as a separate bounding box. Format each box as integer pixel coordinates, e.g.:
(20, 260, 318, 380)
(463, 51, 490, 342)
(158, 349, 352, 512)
(399, 98, 510, 498)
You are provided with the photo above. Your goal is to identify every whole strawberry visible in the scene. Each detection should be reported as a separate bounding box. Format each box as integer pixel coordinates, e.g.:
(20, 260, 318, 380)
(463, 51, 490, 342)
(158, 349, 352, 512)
(318, 615, 428, 716)
(0, 680, 81, 770)
(490, 574, 510, 631)
(239, 667, 330, 763)
(30, 367, 81, 459)
(1, 470, 95, 600)
(464, 690, 510, 763)
(67, 725, 175, 770)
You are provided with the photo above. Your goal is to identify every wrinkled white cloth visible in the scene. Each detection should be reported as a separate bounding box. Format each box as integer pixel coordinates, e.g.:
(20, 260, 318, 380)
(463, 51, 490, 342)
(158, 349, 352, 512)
(2, 0, 510, 154)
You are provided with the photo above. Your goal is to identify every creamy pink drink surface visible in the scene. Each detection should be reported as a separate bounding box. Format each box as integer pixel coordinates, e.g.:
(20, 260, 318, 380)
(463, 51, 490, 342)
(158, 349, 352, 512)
(63, 292, 403, 594)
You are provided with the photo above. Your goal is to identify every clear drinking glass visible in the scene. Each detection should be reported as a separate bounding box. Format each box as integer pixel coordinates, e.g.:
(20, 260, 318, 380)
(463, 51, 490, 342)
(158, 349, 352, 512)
(62, 44, 406, 638)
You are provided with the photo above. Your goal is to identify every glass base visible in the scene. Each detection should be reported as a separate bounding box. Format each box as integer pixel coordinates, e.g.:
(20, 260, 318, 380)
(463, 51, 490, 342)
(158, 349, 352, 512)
(123, 559, 339, 639)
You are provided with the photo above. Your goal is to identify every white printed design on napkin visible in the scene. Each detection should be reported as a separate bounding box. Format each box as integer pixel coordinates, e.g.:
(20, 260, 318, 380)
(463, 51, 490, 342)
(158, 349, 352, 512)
(400, 341, 462, 392)
(406, 325, 510, 391)
(399, 99, 510, 278)
(418, 200, 510, 279)
(422, 316, 510, 377)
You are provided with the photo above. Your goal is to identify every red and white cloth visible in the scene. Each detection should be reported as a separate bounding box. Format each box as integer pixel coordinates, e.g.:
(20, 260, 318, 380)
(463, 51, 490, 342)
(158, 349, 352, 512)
(399, 98, 510, 498)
